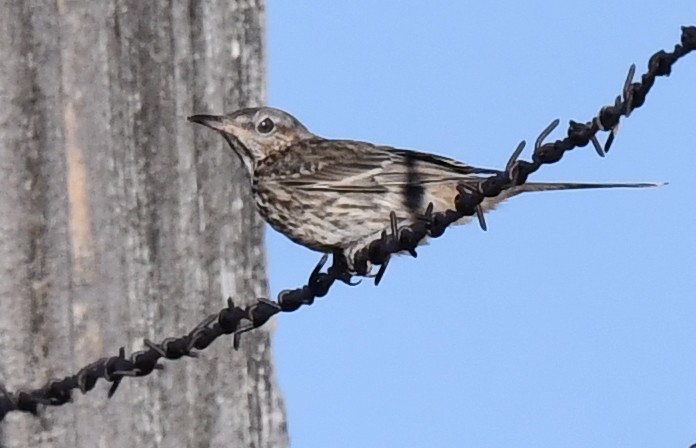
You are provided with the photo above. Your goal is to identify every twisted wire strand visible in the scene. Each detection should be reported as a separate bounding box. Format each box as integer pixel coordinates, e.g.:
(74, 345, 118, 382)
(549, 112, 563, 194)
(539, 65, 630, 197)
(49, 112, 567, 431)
(1, 25, 694, 423)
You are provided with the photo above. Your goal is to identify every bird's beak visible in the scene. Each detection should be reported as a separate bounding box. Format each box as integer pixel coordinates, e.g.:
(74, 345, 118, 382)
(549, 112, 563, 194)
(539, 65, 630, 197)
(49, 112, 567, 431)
(188, 114, 249, 161)
(187, 114, 228, 132)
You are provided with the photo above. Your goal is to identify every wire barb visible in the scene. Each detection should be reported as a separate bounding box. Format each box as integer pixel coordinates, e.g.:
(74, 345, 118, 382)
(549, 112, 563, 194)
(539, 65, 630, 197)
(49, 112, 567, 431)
(623, 63, 637, 118)
(506, 141, 526, 175)
(534, 119, 560, 150)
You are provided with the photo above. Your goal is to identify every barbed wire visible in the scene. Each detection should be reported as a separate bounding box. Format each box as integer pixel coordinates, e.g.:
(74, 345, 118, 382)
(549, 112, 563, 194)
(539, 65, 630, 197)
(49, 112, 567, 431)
(1, 25, 694, 423)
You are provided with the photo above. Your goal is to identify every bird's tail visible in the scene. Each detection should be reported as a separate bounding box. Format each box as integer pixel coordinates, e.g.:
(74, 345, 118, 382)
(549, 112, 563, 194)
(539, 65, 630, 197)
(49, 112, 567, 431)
(515, 181, 666, 194)
(421, 179, 665, 228)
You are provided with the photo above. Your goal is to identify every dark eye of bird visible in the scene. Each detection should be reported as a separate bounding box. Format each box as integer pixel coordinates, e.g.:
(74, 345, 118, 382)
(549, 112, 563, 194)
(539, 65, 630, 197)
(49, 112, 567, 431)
(256, 117, 275, 134)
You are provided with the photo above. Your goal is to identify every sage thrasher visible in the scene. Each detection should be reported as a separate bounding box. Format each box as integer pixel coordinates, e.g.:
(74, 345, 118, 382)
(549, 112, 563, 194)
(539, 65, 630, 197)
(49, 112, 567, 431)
(189, 107, 659, 277)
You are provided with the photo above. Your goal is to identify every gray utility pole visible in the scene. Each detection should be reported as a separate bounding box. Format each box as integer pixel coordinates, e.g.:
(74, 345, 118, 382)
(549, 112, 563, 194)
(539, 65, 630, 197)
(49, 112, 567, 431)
(0, 1, 288, 447)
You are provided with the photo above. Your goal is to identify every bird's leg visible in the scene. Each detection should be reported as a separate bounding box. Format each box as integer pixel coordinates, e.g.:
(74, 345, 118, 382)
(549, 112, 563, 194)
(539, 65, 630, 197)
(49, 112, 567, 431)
(328, 251, 361, 286)
(351, 210, 424, 286)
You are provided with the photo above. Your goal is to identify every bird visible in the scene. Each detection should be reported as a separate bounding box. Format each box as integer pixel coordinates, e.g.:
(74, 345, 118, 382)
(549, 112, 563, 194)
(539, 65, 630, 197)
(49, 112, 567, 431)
(188, 107, 660, 280)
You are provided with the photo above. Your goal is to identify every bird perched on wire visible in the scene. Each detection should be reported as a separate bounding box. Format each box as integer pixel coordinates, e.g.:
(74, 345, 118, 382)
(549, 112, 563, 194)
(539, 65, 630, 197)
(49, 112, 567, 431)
(189, 107, 659, 281)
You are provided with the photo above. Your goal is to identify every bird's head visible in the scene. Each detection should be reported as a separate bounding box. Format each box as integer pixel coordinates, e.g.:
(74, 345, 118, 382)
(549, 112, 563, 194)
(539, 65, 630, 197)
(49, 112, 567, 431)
(188, 107, 314, 175)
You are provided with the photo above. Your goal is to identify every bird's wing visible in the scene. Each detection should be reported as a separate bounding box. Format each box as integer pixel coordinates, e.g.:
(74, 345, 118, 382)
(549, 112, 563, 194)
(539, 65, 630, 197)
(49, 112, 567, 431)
(259, 139, 500, 193)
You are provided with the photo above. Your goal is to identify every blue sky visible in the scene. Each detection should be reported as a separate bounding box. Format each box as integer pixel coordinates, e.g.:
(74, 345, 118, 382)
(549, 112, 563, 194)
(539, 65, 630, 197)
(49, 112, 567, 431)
(266, 2, 696, 447)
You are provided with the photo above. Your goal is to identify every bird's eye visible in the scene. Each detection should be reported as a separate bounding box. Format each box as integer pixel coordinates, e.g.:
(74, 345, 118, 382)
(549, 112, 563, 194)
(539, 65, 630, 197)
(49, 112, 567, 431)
(256, 117, 275, 134)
